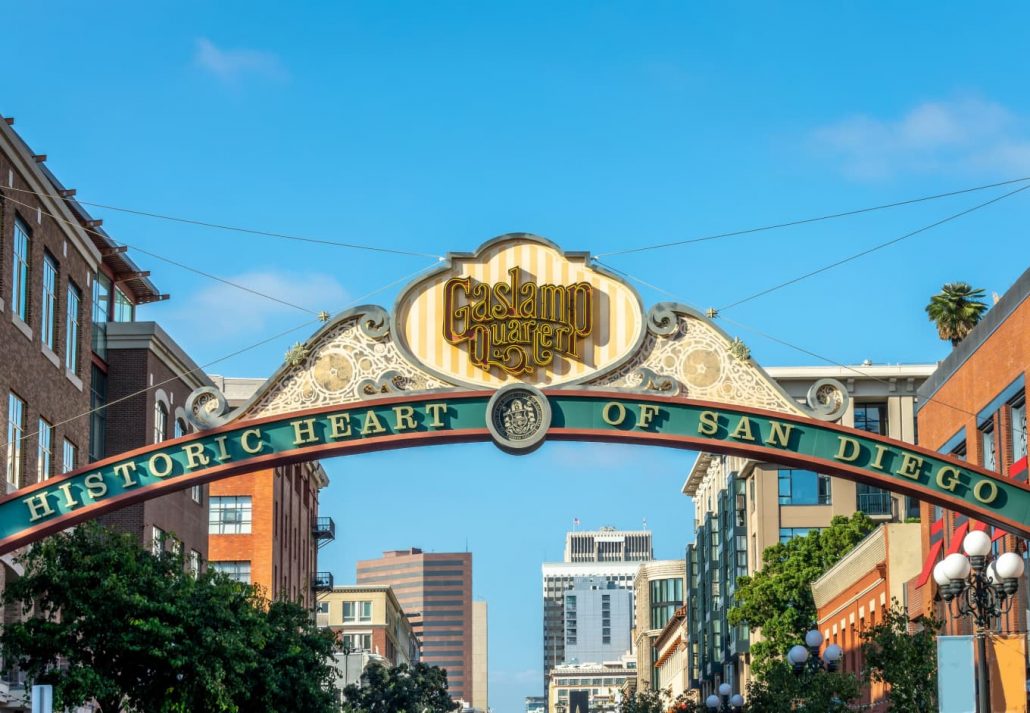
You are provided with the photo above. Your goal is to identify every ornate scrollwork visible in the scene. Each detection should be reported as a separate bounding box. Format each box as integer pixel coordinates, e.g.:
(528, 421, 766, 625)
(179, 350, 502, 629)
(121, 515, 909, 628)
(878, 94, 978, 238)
(184, 386, 234, 430)
(359, 306, 391, 340)
(804, 378, 850, 421)
(357, 371, 407, 397)
(626, 367, 680, 395)
(646, 303, 680, 337)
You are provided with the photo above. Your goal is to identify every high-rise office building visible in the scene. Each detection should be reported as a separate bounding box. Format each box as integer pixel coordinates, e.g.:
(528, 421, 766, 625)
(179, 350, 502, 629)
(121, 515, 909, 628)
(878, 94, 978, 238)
(564, 528, 653, 563)
(563, 577, 633, 666)
(542, 528, 652, 693)
(357, 548, 474, 703)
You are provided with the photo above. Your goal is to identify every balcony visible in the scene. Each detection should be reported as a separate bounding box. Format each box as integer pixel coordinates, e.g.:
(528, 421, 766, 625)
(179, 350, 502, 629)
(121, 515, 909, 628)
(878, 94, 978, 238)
(858, 490, 894, 517)
(313, 516, 336, 547)
(312, 572, 334, 592)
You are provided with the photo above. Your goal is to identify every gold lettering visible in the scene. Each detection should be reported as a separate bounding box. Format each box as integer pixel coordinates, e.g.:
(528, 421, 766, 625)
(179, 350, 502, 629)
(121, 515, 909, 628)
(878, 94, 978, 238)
(213, 435, 231, 462)
(361, 410, 386, 436)
(766, 421, 794, 448)
(730, 416, 755, 441)
(973, 479, 999, 504)
(328, 413, 352, 439)
(602, 402, 627, 426)
(870, 444, 890, 471)
(935, 465, 962, 492)
(23, 492, 55, 522)
(56, 481, 79, 509)
(426, 403, 447, 429)
(834, 436, 861, 463)
(393, 406, 417, 432)
(895, 453, 924, 481)
(114, 462, 139, 487)
(291, 418, 319, 445)
(240, 429, 265, 455)
(148, 452, 174, 478)
(698, 410, 719, 436)
(182, 443, 210, 470)
(84, 472, 108, 500)
(638, 404, 661, 429)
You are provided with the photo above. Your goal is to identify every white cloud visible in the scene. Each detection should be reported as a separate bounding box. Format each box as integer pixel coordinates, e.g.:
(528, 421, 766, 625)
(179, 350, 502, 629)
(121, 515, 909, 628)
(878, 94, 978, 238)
(812, 97, 1030, 179)
(166, 270, 349, 341)
(194, 37, 288, 83)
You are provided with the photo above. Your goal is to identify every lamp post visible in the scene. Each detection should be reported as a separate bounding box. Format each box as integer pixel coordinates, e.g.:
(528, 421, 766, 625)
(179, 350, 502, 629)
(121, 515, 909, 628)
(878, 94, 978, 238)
(787, 628, 843, 675)
(704, 682, 745, 712)
(932, 529, 1025, 713)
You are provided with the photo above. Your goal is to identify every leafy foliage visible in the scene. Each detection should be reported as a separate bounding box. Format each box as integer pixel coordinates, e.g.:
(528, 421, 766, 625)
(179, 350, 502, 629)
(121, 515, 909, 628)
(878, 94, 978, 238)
(342, 661, 459, 713)
(727, 513, 876, 673)
(860, 603, 941, 713)
(0, 523, 336, 713)
(745, 660, 860, 713)
(925, 282, 989, 346)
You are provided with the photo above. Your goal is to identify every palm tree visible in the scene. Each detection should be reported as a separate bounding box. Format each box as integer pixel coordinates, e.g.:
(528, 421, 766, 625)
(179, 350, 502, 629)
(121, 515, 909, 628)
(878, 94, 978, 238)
(925, 282, 989, 346)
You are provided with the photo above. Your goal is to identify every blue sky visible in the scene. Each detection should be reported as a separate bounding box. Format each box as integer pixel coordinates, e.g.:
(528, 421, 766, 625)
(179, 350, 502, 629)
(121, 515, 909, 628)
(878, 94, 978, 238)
(5, 3, 1030, 710)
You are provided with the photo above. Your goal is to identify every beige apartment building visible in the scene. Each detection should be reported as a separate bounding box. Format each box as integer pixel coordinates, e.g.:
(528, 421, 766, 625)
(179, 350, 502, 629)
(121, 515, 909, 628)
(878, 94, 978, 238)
(633, 560, 687, 691)
(684, 363, 934, 698)
(317, 585, 420, 667)
(472, 601, 489, 711)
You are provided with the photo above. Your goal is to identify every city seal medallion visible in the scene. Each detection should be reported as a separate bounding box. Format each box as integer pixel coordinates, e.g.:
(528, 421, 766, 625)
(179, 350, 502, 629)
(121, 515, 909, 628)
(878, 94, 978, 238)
(486, 384, 551, 453)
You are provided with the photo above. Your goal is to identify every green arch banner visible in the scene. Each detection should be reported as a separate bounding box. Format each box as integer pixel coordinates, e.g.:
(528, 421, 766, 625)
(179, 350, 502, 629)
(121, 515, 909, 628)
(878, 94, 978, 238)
(2, 389, 1026, 554)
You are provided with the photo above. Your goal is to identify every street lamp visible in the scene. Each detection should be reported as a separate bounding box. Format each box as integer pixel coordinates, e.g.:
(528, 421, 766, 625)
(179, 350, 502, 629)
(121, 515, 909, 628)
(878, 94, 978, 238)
(704, 682, 745, 711)
(932, 529, 1025, 713)
(787, 628, 843, 674)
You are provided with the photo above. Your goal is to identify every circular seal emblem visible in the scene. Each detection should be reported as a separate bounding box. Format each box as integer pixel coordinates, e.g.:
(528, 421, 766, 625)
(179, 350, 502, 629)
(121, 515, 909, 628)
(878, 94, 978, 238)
(486, 384, 551, 453)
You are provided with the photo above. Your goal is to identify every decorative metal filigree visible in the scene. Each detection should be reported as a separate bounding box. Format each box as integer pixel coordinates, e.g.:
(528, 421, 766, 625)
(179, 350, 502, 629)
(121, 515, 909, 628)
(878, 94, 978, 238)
(804, 378, 850, 421)
(625, 367, 679, 395)
(728, 337, 750, 362)
(184, 386, 233, 430)
(284, 343, 310, 367)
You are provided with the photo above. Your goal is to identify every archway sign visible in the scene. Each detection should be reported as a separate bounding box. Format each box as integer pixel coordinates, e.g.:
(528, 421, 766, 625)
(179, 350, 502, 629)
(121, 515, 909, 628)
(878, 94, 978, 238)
(1, 234, 1027, 553)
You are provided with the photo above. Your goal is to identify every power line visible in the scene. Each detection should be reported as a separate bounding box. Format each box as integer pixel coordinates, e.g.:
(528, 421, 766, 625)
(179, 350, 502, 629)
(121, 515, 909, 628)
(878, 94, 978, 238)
(0, 260, 441, 453)
(717, 183, 1030, 312)
(2, 184, 443, 259)
(4, 194, 318, 315)
(594, 176, 1030, 258)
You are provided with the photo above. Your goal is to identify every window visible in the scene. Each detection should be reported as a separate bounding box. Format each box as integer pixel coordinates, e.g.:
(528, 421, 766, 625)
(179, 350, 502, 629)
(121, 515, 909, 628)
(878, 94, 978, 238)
(153, 402, 168, 444)
(779, 527, 816, 543)
(6, 393, 26, 488)
(209, 496, 252, 534)
(12, 218, 30, 321)
(317, 601, 329, 614)
(89, 364, 107, 462)
(191, 485, 203, 504)
(650, 578, 684, 629)
(853, 403, 887, 436)
(37, 418, 53, 482)
(113, 287, 134, 322)
(778, 469, 831, 505)
(62, 439, 77, 474)
(342, 633, 372, 651)
(343, 600, 373, 622)
(65, 282, 81, 372)
(174, 418, 186, 439)
(151, 526, 165, 555)
(857, 483, 893, 516)
(210, 561, 251, 583)
(92, 273, 111, 323)
(1011, 396, 1027, 464)
(189, 550, 201, 577)
(41, 253, 58, 351)
(981, 423, 997, 471)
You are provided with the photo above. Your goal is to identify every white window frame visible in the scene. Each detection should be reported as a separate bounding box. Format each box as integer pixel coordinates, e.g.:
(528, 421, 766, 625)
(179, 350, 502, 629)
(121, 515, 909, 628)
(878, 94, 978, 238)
(12, 218, 30, 322)
(41, 253, 58, 351)
(65, 281, 81, 372)
(62, 438, 77, 474)
(6, 393, 27, 489)
(37, 417, 53, 482)
(209, 496, 252, 534)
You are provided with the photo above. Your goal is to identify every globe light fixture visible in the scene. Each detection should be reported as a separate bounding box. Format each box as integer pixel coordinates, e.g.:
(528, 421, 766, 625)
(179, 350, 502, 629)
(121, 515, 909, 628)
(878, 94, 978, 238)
(705, 695, 721, 710)
(729, 694, 745, 707)
(823, 643, 844, 667)
(805, 629, 824, 648)
(789, 627, 841, 675)
(718, 683, 732, 697)
(788, 644, 809, 667)
(932, 530, 1024, 713)
(705, 685, 745, 712)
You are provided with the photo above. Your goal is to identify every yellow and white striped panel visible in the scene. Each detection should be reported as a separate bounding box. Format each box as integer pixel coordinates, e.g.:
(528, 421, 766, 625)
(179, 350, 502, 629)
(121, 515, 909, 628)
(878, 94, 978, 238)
(397, 238, 644, 388)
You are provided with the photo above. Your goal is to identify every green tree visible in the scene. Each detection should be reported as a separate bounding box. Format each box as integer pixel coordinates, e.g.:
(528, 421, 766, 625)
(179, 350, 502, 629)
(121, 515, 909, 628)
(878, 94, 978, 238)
(925, 282, 989, 346)
(745, 660, 860, 713)
(342, 661, 459, 713)
(860, 603, 940, 712)
(0, 523, 336, 713)
(727, 513, 876, 674)
(618, 687, 669, 713)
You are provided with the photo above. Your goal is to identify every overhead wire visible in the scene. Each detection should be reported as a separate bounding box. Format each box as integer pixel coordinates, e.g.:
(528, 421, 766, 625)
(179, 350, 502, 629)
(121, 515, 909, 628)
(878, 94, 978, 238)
(595, 176, 1030, 258)
(1, 183, 443, 259)
(3, 194, 320, 315)
(0, 259, 442, 454)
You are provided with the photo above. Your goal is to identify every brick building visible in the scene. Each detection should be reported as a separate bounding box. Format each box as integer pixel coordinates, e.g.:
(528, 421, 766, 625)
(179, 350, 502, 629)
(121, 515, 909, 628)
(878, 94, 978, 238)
(357, 549, 475, 703)
(810, 523, 922, 711)
(316, 584, 420, 665)
(206, 375, 332, 606)
(907, 267, 1029, 637)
